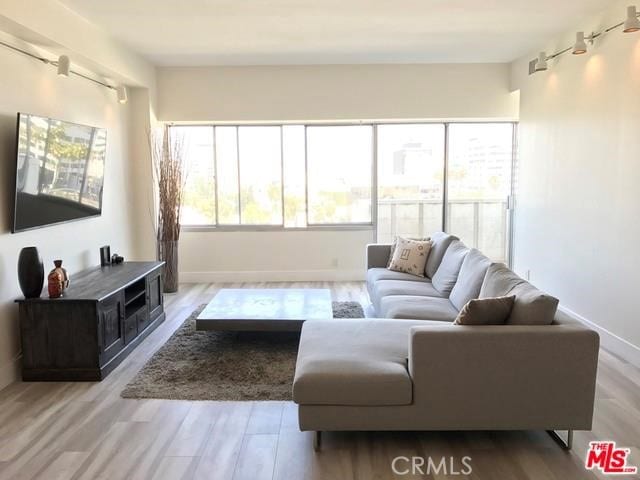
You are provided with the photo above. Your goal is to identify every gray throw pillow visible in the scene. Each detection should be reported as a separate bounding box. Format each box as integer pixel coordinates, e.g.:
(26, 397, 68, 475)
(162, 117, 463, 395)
(431, 240, 469, 295)
(507, 282, 559, 325)
(454, 296, 516, 325)
(449, 249, 493, 310)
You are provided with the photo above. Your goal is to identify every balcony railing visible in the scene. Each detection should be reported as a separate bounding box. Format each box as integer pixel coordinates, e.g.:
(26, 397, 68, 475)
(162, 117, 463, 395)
(377, 198, 509, 262)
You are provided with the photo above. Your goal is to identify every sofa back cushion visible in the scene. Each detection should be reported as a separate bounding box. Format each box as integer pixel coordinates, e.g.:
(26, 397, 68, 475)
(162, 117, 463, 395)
(431, 240, 469, 295)
(449, 249, 493, 310)
(480, 263, 559, 325)
(479, 263, 525, 298)
(425, 232, 458, 278)
(507, 282, 559, 325)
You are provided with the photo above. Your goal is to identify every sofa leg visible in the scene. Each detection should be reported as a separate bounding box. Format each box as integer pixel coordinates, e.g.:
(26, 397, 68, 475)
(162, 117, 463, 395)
(313, 431, 321, 452)
(547, 429, 573, 450)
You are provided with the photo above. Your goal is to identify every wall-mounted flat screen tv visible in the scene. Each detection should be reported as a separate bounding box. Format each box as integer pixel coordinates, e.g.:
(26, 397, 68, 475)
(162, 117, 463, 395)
(12, 113, 107, 232)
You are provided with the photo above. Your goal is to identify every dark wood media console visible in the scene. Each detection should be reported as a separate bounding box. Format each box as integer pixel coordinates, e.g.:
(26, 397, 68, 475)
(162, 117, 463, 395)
(16, 261, 165, 381)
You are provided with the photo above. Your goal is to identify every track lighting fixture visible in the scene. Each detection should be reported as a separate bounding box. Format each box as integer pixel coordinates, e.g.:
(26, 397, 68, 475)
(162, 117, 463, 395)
(0, 40, 129, 105)
(57, 55, 70, 77)
(624, 5, 640, 32)
(530, 5, 640, 74)
(535, 52, 548, 72)
(572, 32, 588, 55)
(116, 85, 128, 104)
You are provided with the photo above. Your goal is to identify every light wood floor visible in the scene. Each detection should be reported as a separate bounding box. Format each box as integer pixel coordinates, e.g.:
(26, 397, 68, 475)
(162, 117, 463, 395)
(0, 282, 638, 480)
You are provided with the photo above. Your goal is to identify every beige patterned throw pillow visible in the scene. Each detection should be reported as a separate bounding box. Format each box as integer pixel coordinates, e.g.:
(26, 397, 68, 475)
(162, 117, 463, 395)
(387, 236, 430, 267)
(387, 237, 432, 277)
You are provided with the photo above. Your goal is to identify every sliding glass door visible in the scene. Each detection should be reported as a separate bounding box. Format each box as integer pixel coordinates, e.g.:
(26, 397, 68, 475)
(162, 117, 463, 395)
(376, 124, 445, 243)
(377, 122, 515, 263)
(446, 123, 514, 263)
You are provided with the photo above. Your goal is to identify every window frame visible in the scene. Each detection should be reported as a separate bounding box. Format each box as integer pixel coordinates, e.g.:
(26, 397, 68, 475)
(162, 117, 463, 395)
(173, 121, 518, 235)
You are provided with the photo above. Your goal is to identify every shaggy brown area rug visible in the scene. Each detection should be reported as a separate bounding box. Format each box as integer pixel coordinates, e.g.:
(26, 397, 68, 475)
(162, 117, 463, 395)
(120, 301, 364, 401)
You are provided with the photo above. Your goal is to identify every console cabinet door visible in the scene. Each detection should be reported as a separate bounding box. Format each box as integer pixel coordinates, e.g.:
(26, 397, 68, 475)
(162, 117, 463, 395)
(98, 292, 125, 364)
(147, 271, 163, 321)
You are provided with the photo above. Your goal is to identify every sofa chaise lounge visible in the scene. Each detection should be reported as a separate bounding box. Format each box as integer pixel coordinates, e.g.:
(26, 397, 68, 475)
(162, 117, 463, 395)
(292, 233, 600, 451)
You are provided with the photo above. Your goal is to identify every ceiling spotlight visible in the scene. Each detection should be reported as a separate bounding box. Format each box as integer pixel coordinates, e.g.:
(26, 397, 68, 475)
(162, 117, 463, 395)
(624, 5, 640, 32)
(57, 55, 70, 77)
(535, 52, 548, 72)
(572, 32, 588, 54)
(116, 85, 128, 104)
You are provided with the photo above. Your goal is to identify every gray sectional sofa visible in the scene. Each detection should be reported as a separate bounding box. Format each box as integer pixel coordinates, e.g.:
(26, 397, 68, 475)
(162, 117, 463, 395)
(292, 232, 600, 451)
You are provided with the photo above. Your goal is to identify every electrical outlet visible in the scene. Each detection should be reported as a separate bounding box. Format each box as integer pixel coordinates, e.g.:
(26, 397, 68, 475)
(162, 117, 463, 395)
(331, 258, 339, 268)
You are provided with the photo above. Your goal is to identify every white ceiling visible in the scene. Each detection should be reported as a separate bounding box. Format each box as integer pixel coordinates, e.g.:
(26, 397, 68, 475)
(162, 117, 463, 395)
(58, 0, 614, 66)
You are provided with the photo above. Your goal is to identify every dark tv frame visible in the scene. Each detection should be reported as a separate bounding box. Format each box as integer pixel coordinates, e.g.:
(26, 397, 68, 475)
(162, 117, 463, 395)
(11, 112, 107, 234)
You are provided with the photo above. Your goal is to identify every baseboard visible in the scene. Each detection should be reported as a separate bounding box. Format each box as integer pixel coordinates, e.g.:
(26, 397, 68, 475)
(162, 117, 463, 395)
(180, 269, 365, 283)
(0, 355, 21, 391)
(560, 305, 640, 368)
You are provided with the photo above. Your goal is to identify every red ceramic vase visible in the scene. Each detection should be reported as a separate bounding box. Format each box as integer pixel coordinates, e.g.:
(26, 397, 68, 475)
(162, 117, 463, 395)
(47, 260, 69, 298)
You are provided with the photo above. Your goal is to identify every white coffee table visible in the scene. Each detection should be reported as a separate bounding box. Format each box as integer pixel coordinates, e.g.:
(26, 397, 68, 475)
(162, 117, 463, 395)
(196, 288, 333, 332)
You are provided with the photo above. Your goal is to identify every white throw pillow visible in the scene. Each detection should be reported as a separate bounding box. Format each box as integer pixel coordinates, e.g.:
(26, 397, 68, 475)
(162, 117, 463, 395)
(387, 237, 432, 278)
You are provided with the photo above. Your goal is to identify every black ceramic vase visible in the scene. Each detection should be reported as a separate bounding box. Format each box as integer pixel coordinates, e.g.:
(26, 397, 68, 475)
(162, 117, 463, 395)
(17, 247, 45, 298)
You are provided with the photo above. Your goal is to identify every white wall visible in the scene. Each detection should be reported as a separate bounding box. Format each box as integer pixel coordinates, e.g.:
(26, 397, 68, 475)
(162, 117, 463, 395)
(0, 45, 139, 387)
(0, 0, 157, 389)
(181, 230, 374, 282)
(127, 87, 159, 260)
(511, 0, 640, 352)
(158, 63, 519, 281)
(0, 0, 156, 88)
(157, 63, 519, 122)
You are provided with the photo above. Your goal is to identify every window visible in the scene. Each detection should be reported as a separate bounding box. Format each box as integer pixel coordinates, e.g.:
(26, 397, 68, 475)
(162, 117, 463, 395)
(238, 126, 282, 225)
(175, 122, 516, 262)
(215, 126, 240, 224)
(172, 126, 215, 225)
(174, 124, 375, 228)
(282, 126, 306, 228)
(306, 126, 373, 225)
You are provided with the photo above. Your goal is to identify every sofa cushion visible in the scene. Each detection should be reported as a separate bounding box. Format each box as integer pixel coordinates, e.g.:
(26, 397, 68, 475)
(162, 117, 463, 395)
(479, 264, 559, 325)
(449, 249, 493, 310)
(479, 263, 526, 298)
(293, 318, 429, 406)
(507, 282, 559, 326)
(387, 237, 432, 277)
(374, 279, 446, 300)
(425, 232, 458, 278)
(367, 267, 431, 298)
(372, 279, 446, 314)
(454, 295, 515, 325)
(367, 267, 433, 285)
(379, 295, 459, 321)
(431, 240, 469, 295)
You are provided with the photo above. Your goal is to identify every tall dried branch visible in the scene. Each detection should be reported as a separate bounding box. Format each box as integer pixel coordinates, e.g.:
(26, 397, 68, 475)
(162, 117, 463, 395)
(149, 125, 187, 244)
